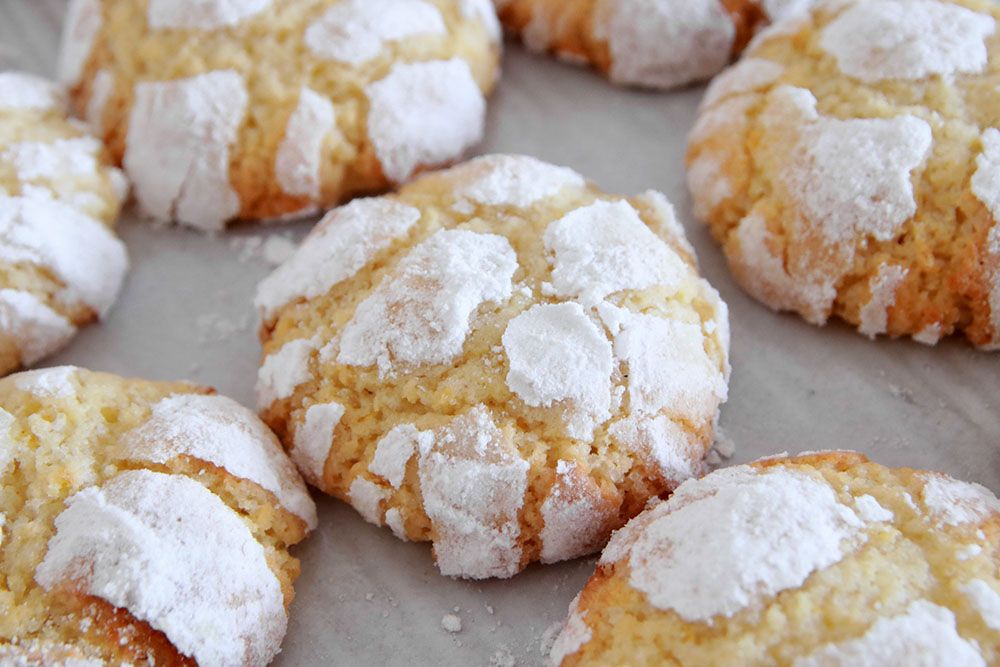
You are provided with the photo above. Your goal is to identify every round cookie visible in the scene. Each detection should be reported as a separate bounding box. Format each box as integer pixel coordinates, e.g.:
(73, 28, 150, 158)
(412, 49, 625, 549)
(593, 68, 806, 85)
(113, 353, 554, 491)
(255, 154, 730, 579)
(686, 0, 1000, 347)
(60, 0, 501, 231)
(550, 451, 1000, 666)
(493, 0, 813, 90)
(0, 72, 129, 377)
(0, 366, 316, 665)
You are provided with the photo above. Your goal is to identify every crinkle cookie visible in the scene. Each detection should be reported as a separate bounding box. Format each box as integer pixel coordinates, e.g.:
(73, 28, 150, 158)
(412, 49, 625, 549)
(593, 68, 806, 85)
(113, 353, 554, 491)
(550, 451, 1000, 666)
(0, 72, 128, 377)
(0, 366, 316, 666)
(59, 0, 501, 231)
(687, 0, 1000, 347)
(255, 154, 730, 579)
(493, 0, 814, 90)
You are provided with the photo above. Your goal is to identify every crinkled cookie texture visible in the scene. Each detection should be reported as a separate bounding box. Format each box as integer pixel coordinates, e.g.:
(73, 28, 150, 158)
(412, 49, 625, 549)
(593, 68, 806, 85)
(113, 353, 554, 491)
(687, 0, 1000, 348)
(550, 451, 1000, 666)
(255, 154, 730, 579)
(0, 71, 128, 377)
(60, 0, 501, 231)
(0, 367, 316, 666)
(493, 0, 816, 89)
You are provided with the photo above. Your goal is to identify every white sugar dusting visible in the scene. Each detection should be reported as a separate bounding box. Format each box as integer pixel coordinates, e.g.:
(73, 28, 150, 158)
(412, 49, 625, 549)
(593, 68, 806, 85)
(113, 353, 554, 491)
(543, 199, 687, 304)
(449, 154, 584, 210)
(0, 289, 76, 366)
(384, 507, 408, 540)
(125, 70, 248, 230)
(349, 476, 390, 526)
(503, 302, 613, 441)
(459, 0, 502, 43)
(256, 197, 420, 321)
(371, 424, 432, 489)
(293, 402, 345, 486)
(0, 72, 64, 111)
(275, 88, 335, 200)
(921, 474, 1000, 526)
(971, 128, 1000, 349)
(793, 600, 985, 667)
(820, 0, 995, 83)
(0, 196, 128, 317)
(549, 594, 591, 665)
(305, 0, 445, 64)
(366, 59, 486, 183)
(633, 189, 696, 258)
(58, 0, 101, 85)
(600, 0, 734, 89)
(540, 460, 615, 563)
(256, 337, 319, 409)
(35, 470, 286, 667)
(962, 580, 1000, 631)
(85, 69, 113, 128)
(418, 406, 529, 579)
(338, 229, 517, 376)
(608, 415, 703, 485)
(12, 366, 78, 398)
(854, 495, 893, 523)
(147, 0, 271, 29)
(122, 393, 317, 528)
(0, 407, 14, 475)
(858, 264, 907, 339)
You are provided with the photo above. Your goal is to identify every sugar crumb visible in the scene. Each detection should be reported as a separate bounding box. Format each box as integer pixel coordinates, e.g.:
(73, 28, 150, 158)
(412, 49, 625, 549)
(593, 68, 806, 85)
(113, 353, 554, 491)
(441, 614, 462, 633)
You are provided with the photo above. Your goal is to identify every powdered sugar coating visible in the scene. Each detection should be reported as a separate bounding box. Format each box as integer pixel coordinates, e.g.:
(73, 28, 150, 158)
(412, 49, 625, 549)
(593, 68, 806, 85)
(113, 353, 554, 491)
(349, 476, 390, 525)
(305, 0, 445, 64)
(84, 69, 113, 128)
(540, 460, 616, 563)
(543, 200, 687, 305)
(503, 302, 614, 441)
(256, 198, 420, 321)
(962, 580, 1000, 630)
(124, 70, 247, 230)
(793, 600, 984, 667)
(58, 0, 101, 85)
(338, 229, 517, 376)
(854, 494, 893, 523)
(460, 0, 502, 43)
(858, 264, 908, 338)
(371, 424, 432, 489)
(449, 154, 584, 210)
(608, 415, 703, 485)
(293, 402, 345, 485)
(35, 470, 286, 667)
(0, 407, 13, 474)
(384, 507, 408, 540)
(418, 406, 529, 579)
(0, 72, 64, 112)
(605, 465, 865, 621)
(0, 641, 102, 666)
(275, 88, 335, 200)
(819, 0, 995, 83)
(702, 58, 785, 110)
(633, 189, 696, 258)
(921, 474, 1000, 526)
(366, 59, 486, 183)
(121, 393, 317, 528)
(971, 128, 1000, 349)
(12, 366, 78, 398)
(256, 337, 319, 409)
(0, 289, 76, 366)
(599, 0, 735, 89)
(549, 594, 591, 666)
(0, 196, 128, 317)
(147, 0, 271, 29)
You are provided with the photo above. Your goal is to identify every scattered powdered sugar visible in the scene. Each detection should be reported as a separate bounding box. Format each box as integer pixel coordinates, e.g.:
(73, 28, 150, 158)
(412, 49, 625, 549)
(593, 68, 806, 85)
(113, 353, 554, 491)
(0, 72, 64, 111)
(543, 199, 688, 304)
(608, 415, 704, 484)
(256, 336, 320, 409)
(275, 88, 335, 200)
(349, 476, 391, 525)
(366, 59, 486, 183)
(441, 613, 463, 633)
(701, 58, 786, 110)
(293, 402, 345, 486)
(58, 0, 101, 85)
(370, 424, 432, 489)
(854, 494, 893, 523)
(35, 470, 287, 667)
(961, 580, 1000, 630)
(147, 0, 270, 29)
(338, 229, 517, 376)
(540, 460, 617, 563)
(121, 393, 317, 528)
(819, 0, 995, 83)
(858, 264, 908, 339)
(459, 0, 502, 43)
(502, 302, 613, 441)
(255, 198, 420, 321)
(920, 474, 1000, 526)
(384, 507, 408, 540)
(607, 465, 866, 622)
(0, 196, 128, 317)
(449, 154, 584, 210)
(418, 406, 529, 579)
(12, 366, 78, 398)
(0, 407, 14, 475)
(760, 0, 814, 21)
(305, 0, 445, 64)
(633, 189, 696, 258)
(971, 129, 1000, 349)
(549, 594, 591, 665)
(0, 641, 102, 666)
(84, 68, 113, 128)
(599, 0, 734, 89)
(793, 600, 985, 667)
(0, 289, 76, 365)
(125, 70, 248, 230)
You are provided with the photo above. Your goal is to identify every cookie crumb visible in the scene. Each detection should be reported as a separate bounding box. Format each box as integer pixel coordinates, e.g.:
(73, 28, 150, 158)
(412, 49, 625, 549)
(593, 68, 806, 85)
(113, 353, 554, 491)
(441, 614, 462, 633)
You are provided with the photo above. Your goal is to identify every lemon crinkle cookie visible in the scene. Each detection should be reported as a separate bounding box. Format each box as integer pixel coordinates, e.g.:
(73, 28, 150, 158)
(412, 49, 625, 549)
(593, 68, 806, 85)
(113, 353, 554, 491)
(0, 71, 128, 377)
(59, 0, 501, 231)
(492, 0, 815, 90)
(550, 451, 1000, 666)
(255, 154, 730, 579)
(0, 366, 316, 666)
(687, 0, 1000, 347)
